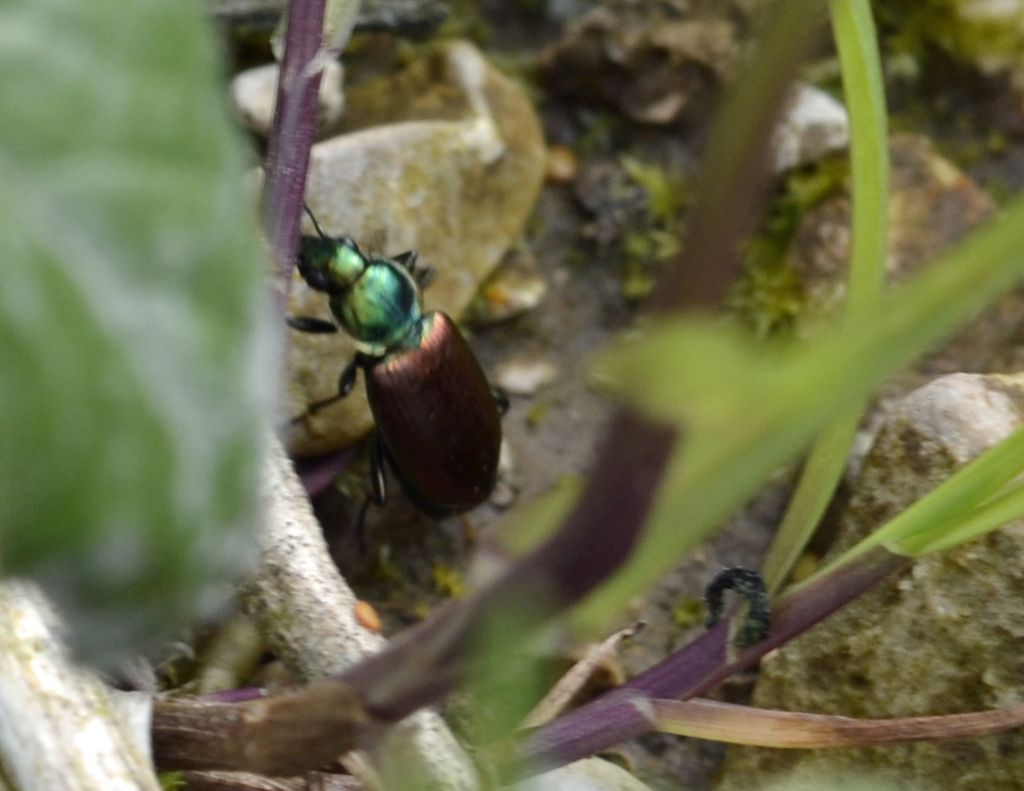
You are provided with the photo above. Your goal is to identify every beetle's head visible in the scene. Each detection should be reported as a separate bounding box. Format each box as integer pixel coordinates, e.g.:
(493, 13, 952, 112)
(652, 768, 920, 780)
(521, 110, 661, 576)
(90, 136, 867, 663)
(297, 205, 368, 294)
(297, 235, 366, 294)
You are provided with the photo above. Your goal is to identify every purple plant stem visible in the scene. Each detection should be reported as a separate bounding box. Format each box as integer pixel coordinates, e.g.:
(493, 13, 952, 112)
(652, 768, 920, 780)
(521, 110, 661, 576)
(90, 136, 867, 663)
(262, 0, 326, 299)
(516, 548, 909, 775)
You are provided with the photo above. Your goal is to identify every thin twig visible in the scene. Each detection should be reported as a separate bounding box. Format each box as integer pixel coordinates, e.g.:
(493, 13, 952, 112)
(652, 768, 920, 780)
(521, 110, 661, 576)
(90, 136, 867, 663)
(243, 439, 479, 789)
(521, 623, 642, 729)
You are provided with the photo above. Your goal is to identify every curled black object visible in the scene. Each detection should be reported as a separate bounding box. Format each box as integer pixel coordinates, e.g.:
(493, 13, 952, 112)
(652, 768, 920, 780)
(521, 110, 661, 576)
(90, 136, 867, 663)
(704, 566, 771, 647)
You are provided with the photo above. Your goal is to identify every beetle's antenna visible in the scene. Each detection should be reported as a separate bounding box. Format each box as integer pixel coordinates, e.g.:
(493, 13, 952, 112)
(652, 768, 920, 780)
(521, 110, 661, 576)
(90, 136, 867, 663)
(303, 203, 329, 240)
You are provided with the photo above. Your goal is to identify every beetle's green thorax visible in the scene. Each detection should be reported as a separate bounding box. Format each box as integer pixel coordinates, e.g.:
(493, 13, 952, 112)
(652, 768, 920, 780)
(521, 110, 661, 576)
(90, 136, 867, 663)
(298, 235, 426, 354)
(330, 255, 425, 354)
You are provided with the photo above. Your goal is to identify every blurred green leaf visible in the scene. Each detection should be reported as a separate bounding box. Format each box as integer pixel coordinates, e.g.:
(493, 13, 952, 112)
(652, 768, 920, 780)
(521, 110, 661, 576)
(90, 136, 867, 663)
(0, 0, 273, 661)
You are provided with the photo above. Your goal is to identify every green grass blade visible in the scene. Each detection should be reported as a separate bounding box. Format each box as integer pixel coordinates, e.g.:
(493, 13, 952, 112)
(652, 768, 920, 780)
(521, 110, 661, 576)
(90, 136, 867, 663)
(830, 0, 889, 319)
(904, 481, 1024, 556)
(581, 190, 1024, 630)
(763, 413, 861, 591)
(762, 0, 888, 592)
(814, 424, 1024, 574)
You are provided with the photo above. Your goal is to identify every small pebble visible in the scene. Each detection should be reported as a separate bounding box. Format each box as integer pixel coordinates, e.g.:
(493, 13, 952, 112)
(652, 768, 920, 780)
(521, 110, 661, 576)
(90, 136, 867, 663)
(231, 60, 344, 137)
(490, 440, 518, 509)
(354, 599, 381, 633)
(489, 480, 517, 510)
(772, 83, 849, 173)
(495, 357, 558, 396)
(546, 144, 579, 184)
(469, 247, 547, 324)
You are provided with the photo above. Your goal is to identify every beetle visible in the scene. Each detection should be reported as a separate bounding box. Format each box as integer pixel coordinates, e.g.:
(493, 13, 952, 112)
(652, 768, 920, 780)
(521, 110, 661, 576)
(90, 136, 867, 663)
(287, 209, 505, 518)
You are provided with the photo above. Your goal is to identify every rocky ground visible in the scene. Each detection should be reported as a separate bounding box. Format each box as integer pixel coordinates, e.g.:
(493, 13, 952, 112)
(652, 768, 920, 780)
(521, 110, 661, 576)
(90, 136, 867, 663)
(221, 2, 1024, 787)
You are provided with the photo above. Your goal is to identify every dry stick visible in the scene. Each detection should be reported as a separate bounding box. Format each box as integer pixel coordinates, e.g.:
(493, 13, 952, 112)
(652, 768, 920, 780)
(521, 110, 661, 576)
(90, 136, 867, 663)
(651, 698, 1024, 748)
(178, 771, 363, 791)
(0, 582, 160, 791)
(521, 623, 643, 729)
(151, 442, 479, 787)
(152, 679, 367, 776)
(245, 439, 478, 789)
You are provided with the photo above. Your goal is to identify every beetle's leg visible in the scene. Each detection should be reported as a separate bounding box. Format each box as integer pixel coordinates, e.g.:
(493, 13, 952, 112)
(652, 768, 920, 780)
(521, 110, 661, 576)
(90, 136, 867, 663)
(287, 316, 338, 334)
(307, 393, 342, 415)
(392, 250, 418, 272)
(338, 356, 361, 397)
(352, 433, 389, 554)
(369, 431, 388, 507)
(306, 354, 374, 415)
(414, 266, 437, 290)
(341, 351, 380, 396)
(306, 360, 356, 415)
(391, 248, 436, 289)
(492, 387, 510, 416)
(704, 567, 771, 647)
(354, 496, 373, 554)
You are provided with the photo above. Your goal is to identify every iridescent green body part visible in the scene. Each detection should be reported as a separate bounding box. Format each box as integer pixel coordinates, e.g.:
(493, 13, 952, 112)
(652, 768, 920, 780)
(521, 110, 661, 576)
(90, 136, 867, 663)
(288, 215, 506, 519)
(298, 236, 424, 355)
